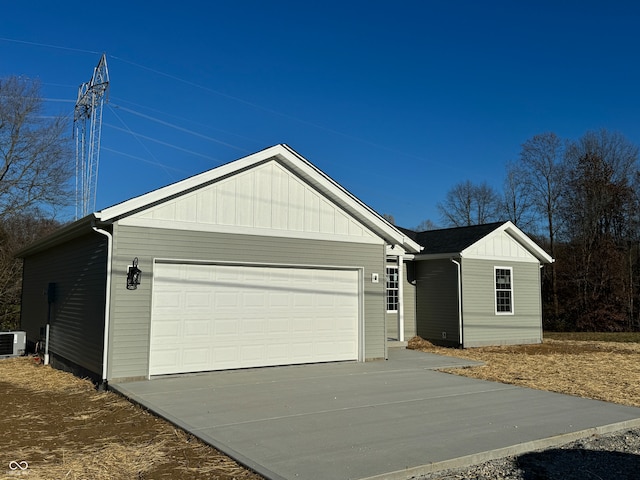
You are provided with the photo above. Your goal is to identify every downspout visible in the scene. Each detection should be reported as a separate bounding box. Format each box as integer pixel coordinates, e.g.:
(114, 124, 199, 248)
(397, 254, 404, 342)
(451, 258, 463, 348)
(92, 225, 112, 389)
(539, 264, 544, 342)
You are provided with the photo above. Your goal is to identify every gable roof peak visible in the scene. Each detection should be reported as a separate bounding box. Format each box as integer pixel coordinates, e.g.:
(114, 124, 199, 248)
(399, 221, 552, 264)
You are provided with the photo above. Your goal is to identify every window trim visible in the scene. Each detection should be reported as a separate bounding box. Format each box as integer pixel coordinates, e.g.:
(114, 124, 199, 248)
(494, 266, 514, 315)
(386, 265, 399, 313)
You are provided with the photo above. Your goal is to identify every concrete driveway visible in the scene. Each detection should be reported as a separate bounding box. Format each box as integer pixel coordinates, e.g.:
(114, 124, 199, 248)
(111, 349, 640, 480)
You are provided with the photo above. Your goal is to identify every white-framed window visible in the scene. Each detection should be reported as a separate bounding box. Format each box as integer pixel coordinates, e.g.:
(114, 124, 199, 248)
(386, 266, 399, 312)
(495, 266, 514, 314)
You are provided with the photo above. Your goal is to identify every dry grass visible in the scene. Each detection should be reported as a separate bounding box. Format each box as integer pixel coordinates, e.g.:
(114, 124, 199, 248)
(408, 335, 640, 408)
(0, 357, 262, 480)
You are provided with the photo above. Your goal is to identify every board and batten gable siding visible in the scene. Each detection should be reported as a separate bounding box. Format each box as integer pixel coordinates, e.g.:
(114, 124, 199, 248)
(461, 259, 542, 347)
(414, 258, 460, 346)
(117, 159, 381, 245)
(107, 224, 386, 381)
(20, 232, 107, 380)
(385, 261, 417, 340)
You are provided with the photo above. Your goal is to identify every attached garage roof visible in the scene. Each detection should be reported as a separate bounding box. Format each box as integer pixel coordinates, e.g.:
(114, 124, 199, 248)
(18, 144, 422, 256)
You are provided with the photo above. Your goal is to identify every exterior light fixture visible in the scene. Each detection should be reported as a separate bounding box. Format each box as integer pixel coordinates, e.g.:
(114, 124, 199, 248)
(126, 257, 142, 290)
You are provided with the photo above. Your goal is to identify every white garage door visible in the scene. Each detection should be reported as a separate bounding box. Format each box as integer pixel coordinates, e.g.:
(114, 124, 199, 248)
(149, 262, 360, 375)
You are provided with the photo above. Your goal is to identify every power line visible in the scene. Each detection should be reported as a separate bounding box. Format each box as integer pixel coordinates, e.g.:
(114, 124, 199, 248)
(107, 106, 182, 181)
(109, 103, 249, 153)
(104, 122, 224, 163)
(0, 36, 100, 55)
(110, 96, 260, 144)
(2, 35, 444, 170)
(2, 35, 478, 184)
(101, 147, 188, 176)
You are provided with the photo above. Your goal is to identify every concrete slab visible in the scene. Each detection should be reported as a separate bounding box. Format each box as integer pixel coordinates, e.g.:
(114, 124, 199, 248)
(111, 349, 640, 480)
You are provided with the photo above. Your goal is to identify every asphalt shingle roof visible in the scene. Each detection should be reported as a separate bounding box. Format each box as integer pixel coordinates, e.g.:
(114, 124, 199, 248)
(399, 222, 506, 255)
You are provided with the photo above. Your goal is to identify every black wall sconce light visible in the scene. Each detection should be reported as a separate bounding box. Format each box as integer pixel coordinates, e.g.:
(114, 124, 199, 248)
(127, 257, 142, 290)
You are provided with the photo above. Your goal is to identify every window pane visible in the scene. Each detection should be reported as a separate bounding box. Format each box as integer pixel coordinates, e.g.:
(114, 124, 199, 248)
(496, 290, 512, 312)
(495, 268, 513, 313)
(386, 266, 399, 312)
(495, 269, 511, 289)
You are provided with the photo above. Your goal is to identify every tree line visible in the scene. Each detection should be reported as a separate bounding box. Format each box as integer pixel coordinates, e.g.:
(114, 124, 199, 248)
(426, 130, 640, 332)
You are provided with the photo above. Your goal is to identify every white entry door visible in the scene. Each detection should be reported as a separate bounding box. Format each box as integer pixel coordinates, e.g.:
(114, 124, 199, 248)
(149, 262, 360, 375)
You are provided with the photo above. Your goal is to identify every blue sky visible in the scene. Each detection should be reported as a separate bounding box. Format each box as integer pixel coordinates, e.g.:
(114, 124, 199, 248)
(2, 1, 639, 229)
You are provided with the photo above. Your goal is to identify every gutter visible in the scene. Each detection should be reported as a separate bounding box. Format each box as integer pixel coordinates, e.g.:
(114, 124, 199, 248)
(92, 225, 113, 389)
(450, 257, 463, 348)
(15, 216, 95, 258)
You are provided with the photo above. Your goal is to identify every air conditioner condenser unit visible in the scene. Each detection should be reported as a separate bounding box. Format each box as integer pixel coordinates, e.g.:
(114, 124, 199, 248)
(0, 331, 27, 358)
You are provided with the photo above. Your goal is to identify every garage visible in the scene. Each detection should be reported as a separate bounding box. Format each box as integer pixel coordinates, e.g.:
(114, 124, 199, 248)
(19, 145, 423, 385)
(149, 262, 361, 376)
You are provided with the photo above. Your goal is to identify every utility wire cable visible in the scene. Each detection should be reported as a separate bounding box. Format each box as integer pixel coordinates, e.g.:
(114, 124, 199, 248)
(101, 147, 189, 175)
(106, 106, 179, 181)
(105, 121, 224, 163)
(110, 103, 249, 153)
(110, 96, 260, 144)
(1, 35, 447, 171)
(0, 37, 101, 55)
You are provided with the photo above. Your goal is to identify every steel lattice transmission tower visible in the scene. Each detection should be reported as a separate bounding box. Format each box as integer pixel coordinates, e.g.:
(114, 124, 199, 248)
(74, 53, 109, 219)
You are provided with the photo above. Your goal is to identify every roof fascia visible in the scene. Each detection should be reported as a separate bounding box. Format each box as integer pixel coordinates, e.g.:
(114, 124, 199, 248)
(503, 221, 554, 263)
(15, 215, 96, 258)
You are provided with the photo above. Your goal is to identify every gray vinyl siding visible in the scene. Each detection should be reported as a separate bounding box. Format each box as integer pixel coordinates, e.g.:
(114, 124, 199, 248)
(107, 224, 386, 381)
(385, 261, 416, 340)
(20, 232, 107, 379)
(461, 258, 542, 347)
(415, 259, 460, 346)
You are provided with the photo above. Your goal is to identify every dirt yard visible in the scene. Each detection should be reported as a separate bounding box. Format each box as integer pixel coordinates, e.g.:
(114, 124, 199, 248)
(0, 357, 262, 480)
(408, 334, 640, 408)
(1, 334, 639, 479)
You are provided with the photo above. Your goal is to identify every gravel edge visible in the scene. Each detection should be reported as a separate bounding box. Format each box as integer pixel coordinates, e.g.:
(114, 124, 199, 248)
(414, 427, 640, 479)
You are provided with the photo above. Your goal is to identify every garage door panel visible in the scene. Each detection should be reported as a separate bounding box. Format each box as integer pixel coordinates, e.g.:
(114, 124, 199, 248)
(150, 348, 180, 372)
(184, 331, 211, 346)
(293, 293, 313, 307)
(215, 319, 239, 335)
(150, 263, 360, 375)
(185, 291, 212, 309)
(214, 292, 239, 307)
(214, 346, 238, 362)
(152, 320, 181, 340)
(266, 343, 289, 359)
(154, 291, 182, 309)
(183, 347, 208, 367)
(267, 318, 289, 333)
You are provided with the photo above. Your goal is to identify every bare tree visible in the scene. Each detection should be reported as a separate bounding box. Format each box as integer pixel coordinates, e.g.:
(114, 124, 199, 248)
(502, 160, 536, 230)
(517, 132, 566, 319)
(437, 180, 500, 227)
(414, 219, 439, 231)
(0, 76, 73, 221)
(381, 213, 395, 225)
